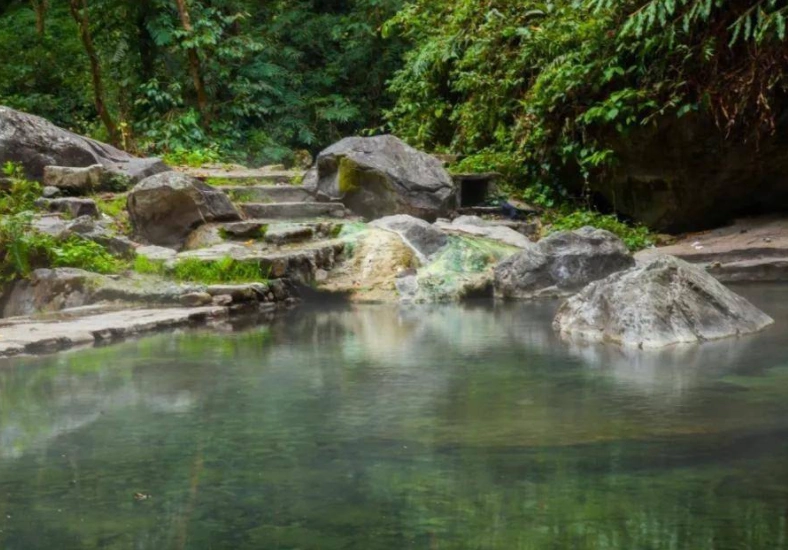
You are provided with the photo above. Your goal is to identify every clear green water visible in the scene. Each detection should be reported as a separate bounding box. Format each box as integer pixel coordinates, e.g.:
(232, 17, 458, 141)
(1, 285, 788, 550)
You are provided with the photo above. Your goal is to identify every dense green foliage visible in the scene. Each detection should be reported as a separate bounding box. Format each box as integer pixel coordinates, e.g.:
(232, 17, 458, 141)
(0, 0, 405, 164)
(0, 163, 125, 280)
(384, 0, 788, 189)
(2, 0, 786, 247)
(2, 0, 785, 181)
(546, 210, 655, 251)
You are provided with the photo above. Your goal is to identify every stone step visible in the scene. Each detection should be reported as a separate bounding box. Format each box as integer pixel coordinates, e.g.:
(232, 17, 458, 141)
(0, 307, 228, 357)
(174, 240, 346, 283)
(240, 202, 346, 220)
(220, 220, 344, 243)
(182, 167, 304, 186)
(221, 185, 314, 203)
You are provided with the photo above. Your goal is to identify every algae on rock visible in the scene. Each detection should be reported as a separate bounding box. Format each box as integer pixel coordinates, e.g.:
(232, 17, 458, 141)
(398, 236, 520, 303)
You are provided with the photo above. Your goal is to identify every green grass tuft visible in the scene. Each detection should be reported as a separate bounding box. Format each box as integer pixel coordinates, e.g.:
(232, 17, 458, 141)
(133, 255, 268, 284)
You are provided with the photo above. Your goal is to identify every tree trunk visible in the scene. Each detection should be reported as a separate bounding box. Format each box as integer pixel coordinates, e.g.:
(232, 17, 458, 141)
(136, 0, 156, 82)
(68, 0, 119, 145)
(30, 0, 47, 37)
(173, 0, 209, 122)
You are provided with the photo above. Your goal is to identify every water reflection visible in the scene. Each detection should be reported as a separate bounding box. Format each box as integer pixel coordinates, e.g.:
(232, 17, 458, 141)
(0, 285, 785, 549)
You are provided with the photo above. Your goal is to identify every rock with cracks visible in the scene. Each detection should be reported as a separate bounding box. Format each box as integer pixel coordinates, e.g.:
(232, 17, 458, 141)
(370, 214, 448, 261)
(127, 171, 241, 247)
(494, 226, 634, 299)
(553, 255, 774, 348)
(309, 135, 456, 221)
(0, 105, 169, 182)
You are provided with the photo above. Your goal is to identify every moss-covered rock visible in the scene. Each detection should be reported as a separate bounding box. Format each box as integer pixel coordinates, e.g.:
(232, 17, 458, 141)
(311, 135, 457, 221)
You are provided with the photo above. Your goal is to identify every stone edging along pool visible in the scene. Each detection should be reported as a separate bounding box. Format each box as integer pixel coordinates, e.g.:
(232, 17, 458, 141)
(0, 305, 254, 358)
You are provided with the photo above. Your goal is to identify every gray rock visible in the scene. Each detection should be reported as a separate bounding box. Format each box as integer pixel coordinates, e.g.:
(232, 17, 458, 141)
(0, 306, 227, 358)
(0, 106, 169, 182)
(183, 224, 225, 251)
(86, 233, 137, 259)
(436, 215, 532, 248)
(42, 186, 60, 198)
(67, 215, 98, 234)
(494, 226, 634, 299)
(370, 214, 448, 262)
(314, 269, 329, 283)
(205, 283, 269, 302)
(311, 135, 457, 220)
(43, 164, 105, 193)
(269, 279, 289, 301)
(1, 268, 203, 318)
(36, 197, 99, 219)
(136, 245, 178, 262)
(220, 221, 267, 239)
(127, 172, 241, 247)
(174, 240, 343, 284)
(179, 292, 213, 307)
(212, 294, 234, 306)
(2, 268, 95, 317)
(553, 255, 775, 348)
(239, 202, 346, 220)
(264, 224, 315, 245)
(31, 215, 69, 238)
(56, 216, 137, 257)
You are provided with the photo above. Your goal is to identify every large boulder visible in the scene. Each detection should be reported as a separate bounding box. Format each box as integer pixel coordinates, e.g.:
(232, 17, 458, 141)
(494, 226, 634, 299)
(0, 106, 169, 183)
(309, 135, 456, 220)
(553, 255, 774, 348)
(127, 172, 241, 247)
(589, 113, 788, 232)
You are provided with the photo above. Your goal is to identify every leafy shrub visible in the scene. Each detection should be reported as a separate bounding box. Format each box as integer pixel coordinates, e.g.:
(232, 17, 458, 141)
(0, 163, 126, 280)
(162, 146, 223, 168)
(0, 213, 51, 280)
(0, 162, 41, 214)
(50, 237, 127, 274)
(546, 210, 655, 251)
(384, 0, 788, 195)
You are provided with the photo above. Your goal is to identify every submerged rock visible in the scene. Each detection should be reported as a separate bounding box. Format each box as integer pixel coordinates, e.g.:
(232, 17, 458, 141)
(553, 255, 774, 348)
(370, 214, 448, 261)
(127, 172, 241, 248)
(309, 135, 456, 220)
(494, 227, 634, 299)
(0, 105, 168, 182)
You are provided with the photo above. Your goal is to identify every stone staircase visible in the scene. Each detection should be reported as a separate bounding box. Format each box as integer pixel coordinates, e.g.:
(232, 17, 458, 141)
(183, 165, 350, 222)
(132, 167, 359, 285)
